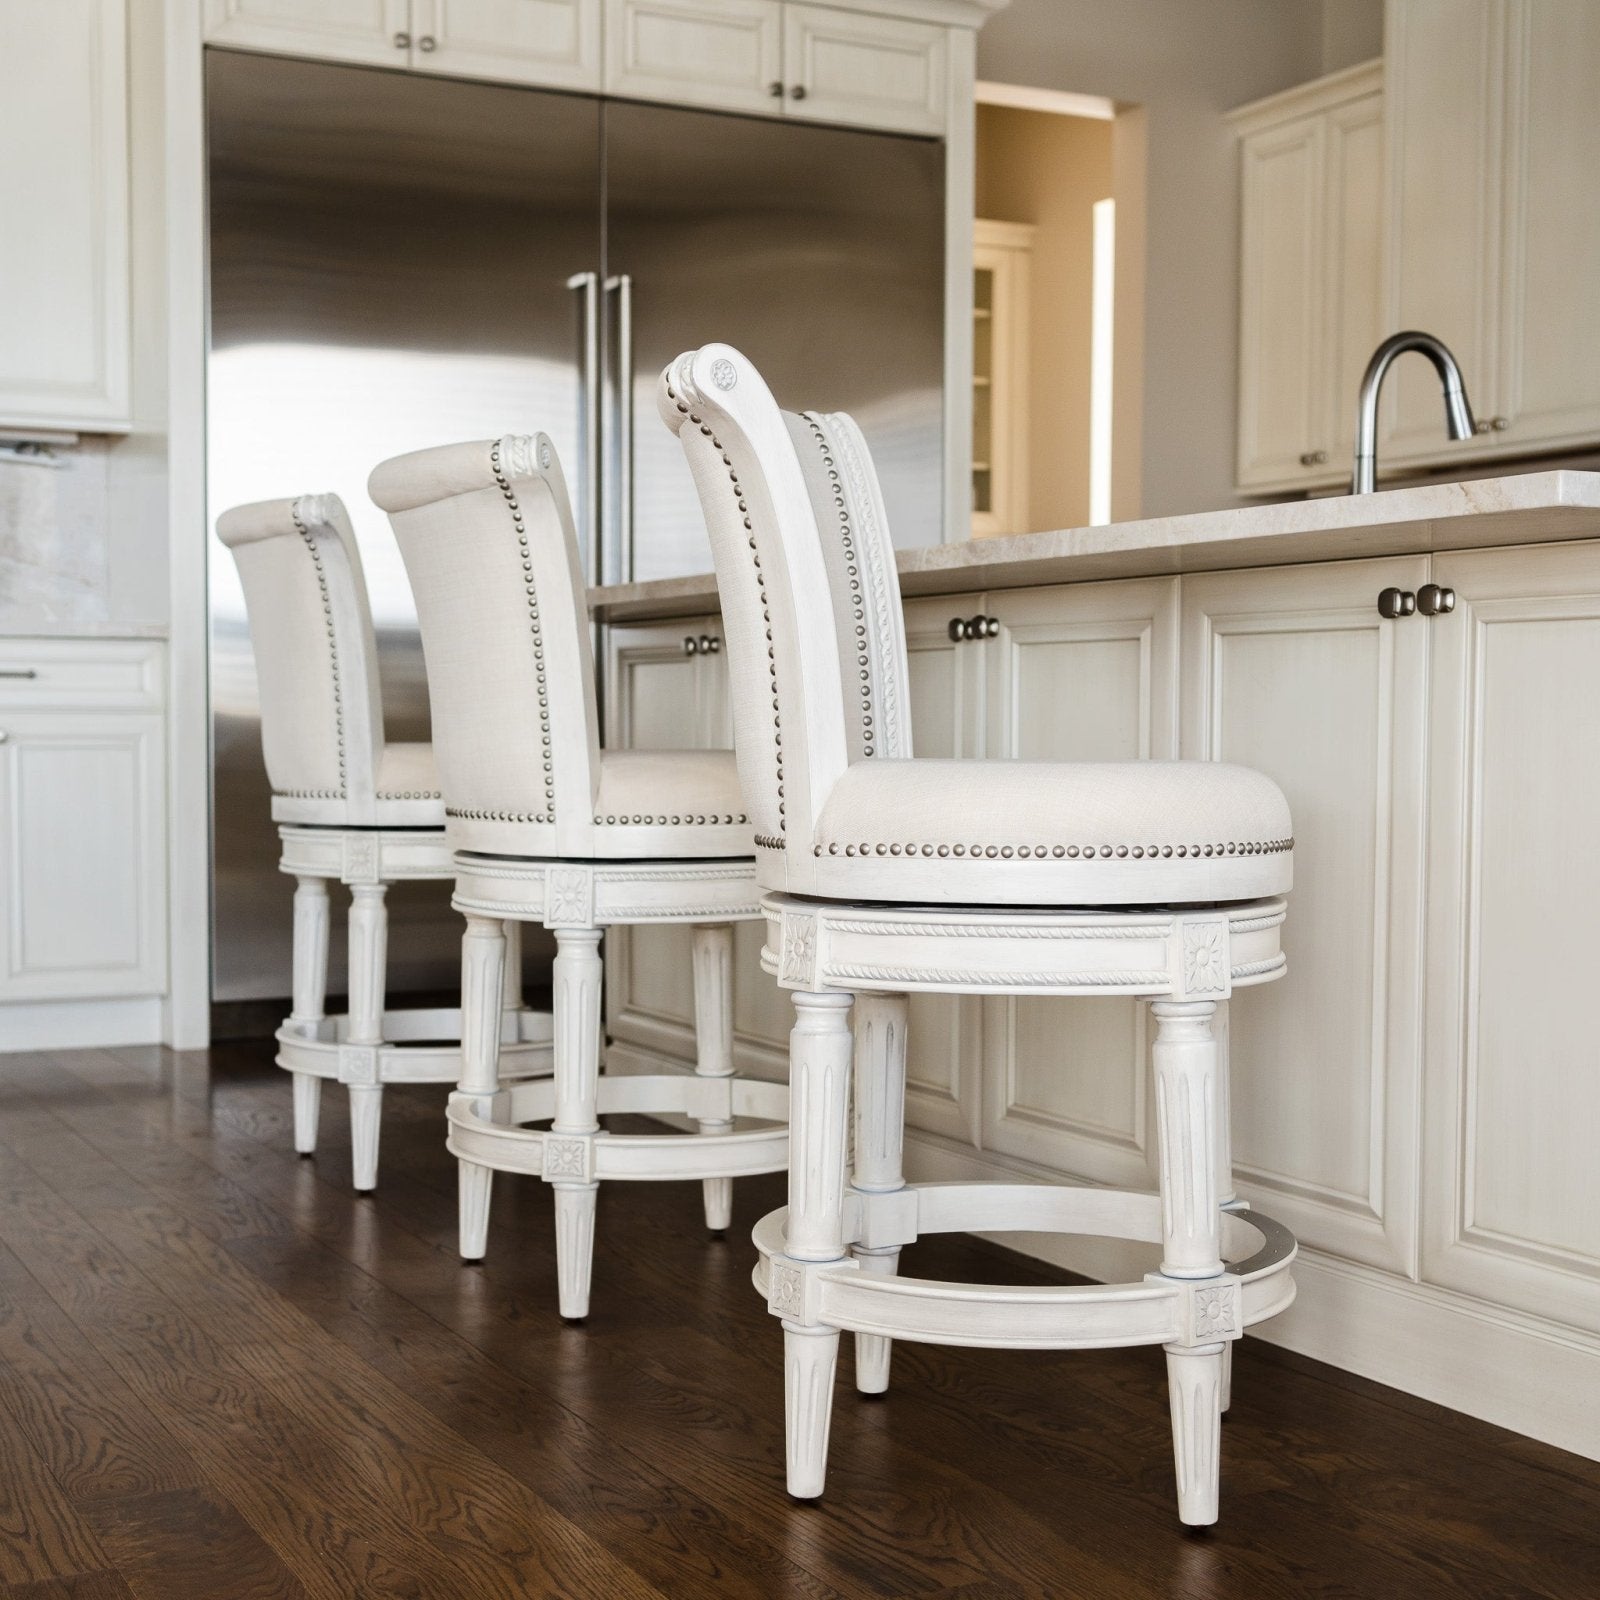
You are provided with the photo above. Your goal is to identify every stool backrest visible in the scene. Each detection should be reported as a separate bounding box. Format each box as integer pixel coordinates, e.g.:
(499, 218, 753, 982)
(369, 434, 601, 853)
(660, 344, 905, 889)
(215, 492, 383, 810)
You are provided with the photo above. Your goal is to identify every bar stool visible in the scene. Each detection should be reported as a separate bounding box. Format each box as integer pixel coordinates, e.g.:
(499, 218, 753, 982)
(661, 344, 1300, 1527)
(369, 434, 788, 1321)
(216, 495, 552, 1192)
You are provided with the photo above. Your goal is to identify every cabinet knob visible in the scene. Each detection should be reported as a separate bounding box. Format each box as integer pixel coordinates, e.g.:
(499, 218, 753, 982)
(768, 80, 784, 97)
(393, 30, 410, 47)
(418, 34, 436, 51)
(0, 668, 38, 679)
(958, 614, 1000, 640)
(683, 635, 699, 656)
(1474, 415, 1511, 434)
(1377, 587, 1417, 619)
(0, 729, 9, 743)
(1298, 449, 1328, 467)
(1416, 583, 1456, 616)
(947, 617, 966, 642)
(699, 634, 720, 654)
(790, 84, 808, 100)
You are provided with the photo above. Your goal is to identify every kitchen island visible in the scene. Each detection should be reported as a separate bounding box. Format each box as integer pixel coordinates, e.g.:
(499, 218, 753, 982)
(594, 472, 1600, 1464)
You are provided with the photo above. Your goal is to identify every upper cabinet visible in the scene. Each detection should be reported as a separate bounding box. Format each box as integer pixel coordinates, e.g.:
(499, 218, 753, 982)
(1231, 62, 1383, 494)
(781, 3, 947, 135)
(603, 0, 783, 115)
(204, 0, 603, 87)
(0, 0, 130, 432)
(1385, 0, 1600, 471)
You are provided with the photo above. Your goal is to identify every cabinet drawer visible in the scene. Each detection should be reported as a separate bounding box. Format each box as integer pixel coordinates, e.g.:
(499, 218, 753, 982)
(605, 0, 781, 115)
(0, 639, 164, 711)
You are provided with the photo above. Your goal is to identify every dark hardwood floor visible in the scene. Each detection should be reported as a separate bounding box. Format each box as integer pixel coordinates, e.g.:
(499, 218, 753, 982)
(0, 1043, 1594, 1599)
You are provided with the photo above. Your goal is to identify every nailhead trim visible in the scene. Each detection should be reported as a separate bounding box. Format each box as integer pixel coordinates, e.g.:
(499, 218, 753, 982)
(813, 836, 1295, 860)
(449, 806, 550, 824)
(277, 787, 344, 800)
(377, 790, 442, 800)
(488, 439, 554, 828)
(668, 375, 785, 837)
(290, 503, 346, 800)
(754, 832, 784, 850)
(593, 812, 748, 825)
(802, 416, 876, 759)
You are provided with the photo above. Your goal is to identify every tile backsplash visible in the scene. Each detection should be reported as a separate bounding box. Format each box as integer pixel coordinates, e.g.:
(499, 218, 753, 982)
(0, 438, 111, 627)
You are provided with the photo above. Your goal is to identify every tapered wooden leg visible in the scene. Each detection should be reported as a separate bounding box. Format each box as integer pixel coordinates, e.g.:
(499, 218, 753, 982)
(850, 991, 908, 1395)
(501, 919, 524, 1016)
(289, 875, 330, 1155)
(1153, 999, 1226, 1526)
(781, 989, 853, 1499)
(456, 914, 506, 1262)
(1214, 999, 1236, 1417)
(551, 926, 602, 1320)
(345, 883, 387, 1193)
(692, 923, 735, 1233)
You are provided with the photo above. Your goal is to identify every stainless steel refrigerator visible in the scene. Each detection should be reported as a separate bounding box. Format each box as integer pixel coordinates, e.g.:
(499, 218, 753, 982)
(207, 48, 945, 1005)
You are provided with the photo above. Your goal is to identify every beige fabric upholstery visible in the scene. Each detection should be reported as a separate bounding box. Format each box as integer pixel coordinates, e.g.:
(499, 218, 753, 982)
(215, 493, 443, 828)
(371, 435, 752, 862)
(660, 345, 1294, 907)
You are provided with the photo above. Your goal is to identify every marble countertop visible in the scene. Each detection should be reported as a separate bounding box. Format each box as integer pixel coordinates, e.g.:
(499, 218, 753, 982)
(589, 470, 1600, 622)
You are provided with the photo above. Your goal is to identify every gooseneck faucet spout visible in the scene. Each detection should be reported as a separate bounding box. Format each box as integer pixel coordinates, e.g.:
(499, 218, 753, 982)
(1352, 331, 1476, 494)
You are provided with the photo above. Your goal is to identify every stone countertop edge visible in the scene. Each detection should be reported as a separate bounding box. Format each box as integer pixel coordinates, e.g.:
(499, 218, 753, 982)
(0, 621, 170, 641)
(588, 469, 1600, 622)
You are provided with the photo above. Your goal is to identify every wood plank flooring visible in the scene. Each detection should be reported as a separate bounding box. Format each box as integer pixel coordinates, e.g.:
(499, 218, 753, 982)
(0, 1043, 1595, 1599)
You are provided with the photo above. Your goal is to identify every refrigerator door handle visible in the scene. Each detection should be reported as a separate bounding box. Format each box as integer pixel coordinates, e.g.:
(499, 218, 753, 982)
(567, 269, 601, 586)
(605, 272, 634, 585)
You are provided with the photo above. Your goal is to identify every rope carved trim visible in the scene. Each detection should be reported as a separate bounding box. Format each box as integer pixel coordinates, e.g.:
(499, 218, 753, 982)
(814, 836, 1294, 861)
(290, 501, 346, 800)
(666, 373, 785, 838)
(489, 438, 555, 827)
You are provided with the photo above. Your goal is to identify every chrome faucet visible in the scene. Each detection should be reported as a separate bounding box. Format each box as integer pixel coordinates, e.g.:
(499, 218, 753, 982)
(1352, 331, 1476, 493)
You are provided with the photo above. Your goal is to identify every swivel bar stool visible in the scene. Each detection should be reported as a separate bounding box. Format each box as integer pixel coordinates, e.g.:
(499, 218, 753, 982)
(217, 495, 552, 1192)
(370, 434, 787, 1320)
(662, 344, 1300, 1527)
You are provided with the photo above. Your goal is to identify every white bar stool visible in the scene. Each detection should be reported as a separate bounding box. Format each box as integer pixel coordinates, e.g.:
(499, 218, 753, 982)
(370, 435, 788, 1320)
(216, 495, 552, 1192)
(661, 345, 1300, 1527)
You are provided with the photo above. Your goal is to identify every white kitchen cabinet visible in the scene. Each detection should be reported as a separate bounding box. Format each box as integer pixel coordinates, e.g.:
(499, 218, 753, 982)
(782, 2, 946, 134)
(0, 0, 129, 431)
(205, 0, 602, 88)
(1421, 542, 1600, 1333)
(1385, 0, 1600, 470)
(971, 219, 1034, 536)
(979, 578, 1178, 1186)
(1230, 61, 1383, 494)
(0, 641, 167, 1003)
(603, 0, 782, 115)
(202, 0, 411, 66)
(1180, 556, 1429, 1275)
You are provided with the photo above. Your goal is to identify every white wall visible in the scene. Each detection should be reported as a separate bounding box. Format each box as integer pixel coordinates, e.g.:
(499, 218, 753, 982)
(977, 0, 1328, 519)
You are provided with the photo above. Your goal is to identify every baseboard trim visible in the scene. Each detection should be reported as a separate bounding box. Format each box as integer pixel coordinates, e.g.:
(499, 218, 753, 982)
(0, 997, 165, 1053)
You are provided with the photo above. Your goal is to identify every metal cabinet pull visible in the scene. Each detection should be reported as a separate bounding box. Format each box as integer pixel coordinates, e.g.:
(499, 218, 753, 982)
(1377, 587, 1417, 619)
(1299, 449, 1328, 467)
(768, 80, 784, 97)
(0, 668, 38, 679)
(1416, 583, 1456, 616)
(418, 34, 436, 51)
(948, 615, 1000, 641)
(947, 617, 966, 642)
(0, 730, 9, 743)
(699, 635, 720, 655)
(1474, 416, 1511, 434)
(683, 636, 699, 656)
(789, 84, 808, 100)
(393, 30, 410, 47)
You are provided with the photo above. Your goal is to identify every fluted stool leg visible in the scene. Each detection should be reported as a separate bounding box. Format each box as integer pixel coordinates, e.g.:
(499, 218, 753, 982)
(345, 883, 387, 1193)
(456, 914, 507, 1261)
(289, 875, 331, 1155)
(781, 989, 854, 1499)
(1213, 998, 1236, 1415)
(552, 927, 603, 1321)
(692, 923, 736, 1233)
(1153, 1000, 1226, 1527)
(850, 991, 908, 1395)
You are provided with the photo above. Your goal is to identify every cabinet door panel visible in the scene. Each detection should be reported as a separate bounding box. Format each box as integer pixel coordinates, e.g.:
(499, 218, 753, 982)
(0, 715, 166, 1000)
(1182, 558, 1428, 1273)
(900, 597, 983, 1143)
(202, 0, 408, 65)
(1236, 116, 1324, 488)
(1423, 544, 1600, 1331)
(413, 0, 602, 91)
(0, 0, 129, 428)
(604, 0, 781, 115)
(980, 579, 1177, 1183)
(782, 3, 946, 135)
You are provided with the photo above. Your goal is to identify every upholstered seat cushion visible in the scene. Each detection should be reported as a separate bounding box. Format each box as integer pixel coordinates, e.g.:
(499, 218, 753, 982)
(804, 758, 1292, 905)
(271, 741, 445, 828)
(444, 748, 752, 859)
